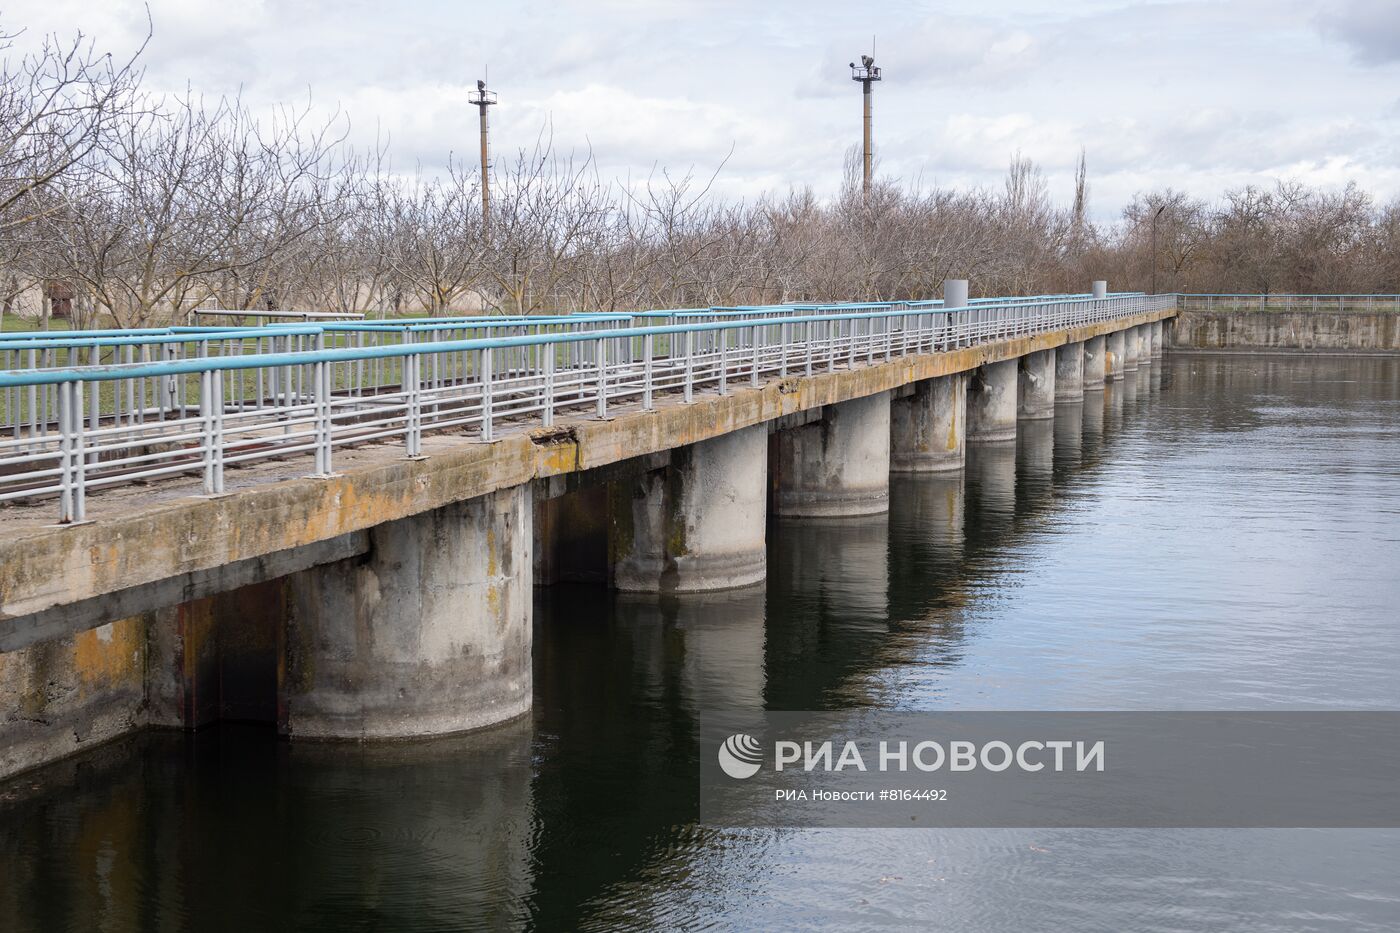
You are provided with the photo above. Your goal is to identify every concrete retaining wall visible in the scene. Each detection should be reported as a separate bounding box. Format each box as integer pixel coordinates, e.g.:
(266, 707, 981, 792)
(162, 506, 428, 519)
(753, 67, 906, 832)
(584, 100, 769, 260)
(1171, 311, 1400, 352)
(0, 614, 148, 780)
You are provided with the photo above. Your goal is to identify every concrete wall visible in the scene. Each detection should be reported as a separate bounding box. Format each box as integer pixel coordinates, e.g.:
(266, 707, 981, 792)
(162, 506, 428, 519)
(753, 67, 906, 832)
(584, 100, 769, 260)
(0, 614, 148, 780)
(1171, 311, 1400, 352)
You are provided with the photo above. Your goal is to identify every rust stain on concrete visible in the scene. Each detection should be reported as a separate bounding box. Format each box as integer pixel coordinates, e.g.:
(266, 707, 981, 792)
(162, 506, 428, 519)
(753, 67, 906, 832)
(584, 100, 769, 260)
(72, 616, 143, 688)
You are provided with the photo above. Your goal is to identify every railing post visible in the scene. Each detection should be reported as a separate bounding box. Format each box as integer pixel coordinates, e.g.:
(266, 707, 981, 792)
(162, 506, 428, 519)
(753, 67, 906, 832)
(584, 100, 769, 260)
(717, 328, 728, 396)
(684, 331, 694, 404)
(311, 360, 333, 476)
(404, 353, 423, 455)
(750, 324, 760, 388)
(201, 369, 218, 494)
(543, 343, 557, 425)
(211, 369, 225, 493)
(596, 337, 608, 418)
(480, 348, 494, 442)
(641, 336, 653, 411)
(57, 379, 86, 523)
(73, 380, 86, 521)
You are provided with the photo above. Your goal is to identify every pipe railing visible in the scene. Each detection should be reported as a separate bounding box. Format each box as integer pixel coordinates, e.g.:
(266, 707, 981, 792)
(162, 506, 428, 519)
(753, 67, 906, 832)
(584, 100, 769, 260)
(0, 293, 1174, 522)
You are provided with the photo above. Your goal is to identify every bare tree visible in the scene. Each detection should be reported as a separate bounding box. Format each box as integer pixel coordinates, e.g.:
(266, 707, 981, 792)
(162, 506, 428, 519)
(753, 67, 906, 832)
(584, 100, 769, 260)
(0, 21, 144, 235)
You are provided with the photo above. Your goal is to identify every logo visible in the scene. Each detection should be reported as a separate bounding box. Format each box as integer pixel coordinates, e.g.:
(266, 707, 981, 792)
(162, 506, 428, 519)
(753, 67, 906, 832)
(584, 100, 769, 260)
(718, 733, 763, 779)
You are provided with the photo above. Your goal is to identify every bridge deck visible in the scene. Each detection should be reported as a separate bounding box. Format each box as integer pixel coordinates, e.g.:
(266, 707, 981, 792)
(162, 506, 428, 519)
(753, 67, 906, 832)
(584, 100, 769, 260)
(0, 305, 1174, 633)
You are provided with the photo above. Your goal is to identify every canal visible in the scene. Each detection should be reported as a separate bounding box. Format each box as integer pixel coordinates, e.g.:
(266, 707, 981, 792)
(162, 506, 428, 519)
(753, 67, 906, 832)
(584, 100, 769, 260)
(2, 354, 1398, 931)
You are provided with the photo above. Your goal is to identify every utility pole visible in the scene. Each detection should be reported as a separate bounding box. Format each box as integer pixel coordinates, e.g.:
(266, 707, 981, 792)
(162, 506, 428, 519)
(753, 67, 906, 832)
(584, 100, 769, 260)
(849, 53, 881, 199)
(469, 77, 498, 231)
(1151, 204, 1165, 295)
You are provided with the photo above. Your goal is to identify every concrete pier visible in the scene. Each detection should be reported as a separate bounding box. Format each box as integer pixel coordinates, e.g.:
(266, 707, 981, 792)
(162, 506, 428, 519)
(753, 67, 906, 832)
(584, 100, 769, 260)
(1123, 324, 1141, 372)
(1106, 330, 1126, 381)
(890, 373, 966, 473)
(773, 393, 891, 517)
(967, 360, 1018, 443)
(1054, 342, 1085, 402)
(1150, 320, 1164, 358)
(1082, 335, 1106, 388)
(283, 486, 532, 740)
(612, 425, 767, 591)
(1134, 325, 1152, 365)
(1017, 349, 1057, 420)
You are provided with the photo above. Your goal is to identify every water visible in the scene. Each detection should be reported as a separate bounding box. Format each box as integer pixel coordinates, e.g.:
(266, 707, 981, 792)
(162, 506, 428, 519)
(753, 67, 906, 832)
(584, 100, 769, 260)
(3, 354, 1400, 932)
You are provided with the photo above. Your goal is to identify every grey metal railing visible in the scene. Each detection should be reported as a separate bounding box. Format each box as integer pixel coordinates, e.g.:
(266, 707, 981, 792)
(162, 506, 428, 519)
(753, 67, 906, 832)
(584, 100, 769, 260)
(0, 293, 1173, 522)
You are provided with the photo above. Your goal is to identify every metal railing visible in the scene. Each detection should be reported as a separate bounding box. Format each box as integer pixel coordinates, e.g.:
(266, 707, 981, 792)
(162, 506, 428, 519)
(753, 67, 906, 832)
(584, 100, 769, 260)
(0, 293, 1173, 522)
(1179, 294, 1400, 313)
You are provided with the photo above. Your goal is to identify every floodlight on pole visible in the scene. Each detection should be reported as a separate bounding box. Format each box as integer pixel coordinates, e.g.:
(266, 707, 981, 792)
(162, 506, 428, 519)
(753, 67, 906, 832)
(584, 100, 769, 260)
(1151, 203, 1166, 295)
(469, 77, 498, 231)
(849, 53, 881, 199)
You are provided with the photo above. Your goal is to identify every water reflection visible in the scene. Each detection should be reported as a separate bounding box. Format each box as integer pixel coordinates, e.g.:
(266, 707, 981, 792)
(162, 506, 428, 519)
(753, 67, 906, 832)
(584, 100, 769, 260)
(0, 721, 537, 932)
(1121, 366, 1139, 406)
(1052, 400, 1084, 473)
(1103, 377, 1126, 434)
(765, 516, 889, 710)
(1014, 419, 1055, 513)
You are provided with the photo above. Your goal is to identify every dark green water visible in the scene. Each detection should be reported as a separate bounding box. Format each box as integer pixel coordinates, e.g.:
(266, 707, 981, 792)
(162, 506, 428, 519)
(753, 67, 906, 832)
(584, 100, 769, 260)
(3, 354, 1400, 932)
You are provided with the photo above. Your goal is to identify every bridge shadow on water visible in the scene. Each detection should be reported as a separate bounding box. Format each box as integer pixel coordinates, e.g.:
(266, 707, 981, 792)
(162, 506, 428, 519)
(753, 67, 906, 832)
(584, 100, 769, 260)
(0, 366, 1186, 931)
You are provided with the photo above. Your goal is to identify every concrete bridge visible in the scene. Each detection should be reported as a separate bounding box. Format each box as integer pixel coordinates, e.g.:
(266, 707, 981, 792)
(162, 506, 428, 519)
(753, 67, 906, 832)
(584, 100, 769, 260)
(0, 283, 1173, 779)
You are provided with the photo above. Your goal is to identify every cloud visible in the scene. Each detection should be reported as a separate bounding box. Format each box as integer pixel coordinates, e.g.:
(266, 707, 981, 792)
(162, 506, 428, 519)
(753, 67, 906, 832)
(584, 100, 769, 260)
(795, 14, 1043, 100)
(1317, 0, 1400, 65)
(2, 0, 1399, 214)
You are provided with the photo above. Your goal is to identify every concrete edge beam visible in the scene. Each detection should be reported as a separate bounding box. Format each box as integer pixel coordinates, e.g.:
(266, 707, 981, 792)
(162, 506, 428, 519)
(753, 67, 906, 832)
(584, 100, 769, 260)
(0, 531, 369, 653)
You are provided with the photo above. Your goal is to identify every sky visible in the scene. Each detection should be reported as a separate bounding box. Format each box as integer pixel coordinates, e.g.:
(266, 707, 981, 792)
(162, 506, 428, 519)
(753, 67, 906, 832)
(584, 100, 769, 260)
(4, 0, 1399, 221)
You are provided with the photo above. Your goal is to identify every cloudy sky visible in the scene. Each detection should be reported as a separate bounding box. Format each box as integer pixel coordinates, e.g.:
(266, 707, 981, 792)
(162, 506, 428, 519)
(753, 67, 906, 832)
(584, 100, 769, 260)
(5, 0, 1398, 220)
